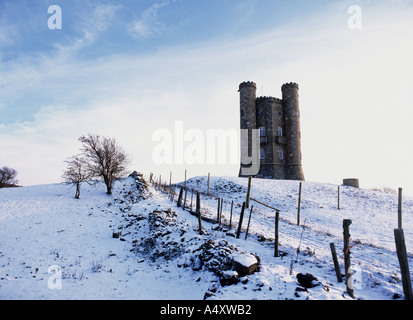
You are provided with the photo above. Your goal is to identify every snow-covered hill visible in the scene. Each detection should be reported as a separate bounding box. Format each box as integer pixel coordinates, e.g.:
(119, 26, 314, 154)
(0, 174, 412, 300)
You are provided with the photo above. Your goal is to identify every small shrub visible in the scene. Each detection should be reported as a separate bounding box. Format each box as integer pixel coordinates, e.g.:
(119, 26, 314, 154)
(371, 187, 397, 195)
(91, 260, 103, 273)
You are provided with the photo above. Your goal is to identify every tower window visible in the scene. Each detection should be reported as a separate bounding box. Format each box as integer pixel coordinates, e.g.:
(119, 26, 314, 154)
(277, 126, 283, 137)
(259, 126, 266, 137)
(260, 148, 265, 160)
(278, 149, 284, 160)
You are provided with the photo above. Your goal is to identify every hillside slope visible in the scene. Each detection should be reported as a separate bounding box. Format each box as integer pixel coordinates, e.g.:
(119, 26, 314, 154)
(0, 174, 412, 300)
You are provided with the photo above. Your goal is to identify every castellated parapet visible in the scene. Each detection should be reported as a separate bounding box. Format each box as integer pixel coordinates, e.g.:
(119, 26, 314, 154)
(239, 81, 305, 181)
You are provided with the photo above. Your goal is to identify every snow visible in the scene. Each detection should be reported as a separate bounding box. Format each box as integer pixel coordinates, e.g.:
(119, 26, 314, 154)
(0, 175, 412, 300)
(222, 270, 238, 277)
(233, 253, 258, 268)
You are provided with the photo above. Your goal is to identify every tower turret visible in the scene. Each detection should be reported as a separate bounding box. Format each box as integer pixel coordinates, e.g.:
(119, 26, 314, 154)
(239, 81, 257, 177)
(282, 82, 305, 181)
(239, 81, 257, 131)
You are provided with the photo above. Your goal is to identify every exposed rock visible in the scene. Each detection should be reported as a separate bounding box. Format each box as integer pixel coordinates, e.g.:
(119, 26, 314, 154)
(232, 253, 260, 277)
(128, 171, 140, 179)
(192, 239, 236, 274)
(128, 171, 151, 201)
(225, 230, 236, 238)
(148, 208, 177, 232)
(296, 273, 320, 288)
(220, 270, 239, 286)
(192, 256, 202, 271)
(191, 240, 260, 283)
(238, 276, 247, 285)
(134, 208, 187, 262)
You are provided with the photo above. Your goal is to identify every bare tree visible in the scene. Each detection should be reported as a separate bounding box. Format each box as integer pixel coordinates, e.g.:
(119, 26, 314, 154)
(62, 155, 92, 199)
(79, 134, 129, 195)
(0, 166, 19, 188)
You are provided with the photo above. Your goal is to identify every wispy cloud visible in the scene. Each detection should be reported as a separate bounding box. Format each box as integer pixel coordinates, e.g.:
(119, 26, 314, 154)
(48, 3, 123, 59)
(0, 23, 17, 48)
(77, 3, 122, 42)
(1, 0, 413, 193)
(127, 1, 170, 38)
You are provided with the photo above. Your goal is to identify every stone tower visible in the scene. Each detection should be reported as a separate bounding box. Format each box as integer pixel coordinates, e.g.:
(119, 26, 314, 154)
(239, 81, 257, 157)
(239, 81, 305, 181)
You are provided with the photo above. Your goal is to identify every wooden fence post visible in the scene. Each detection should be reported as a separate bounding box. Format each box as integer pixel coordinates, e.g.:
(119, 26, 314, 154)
(236, 202, 246, 239)
(207, 173, 210, 195)
(274, 210, 280, 257)
(197, 192, 203, 235)
(337, 185, 340, 210)
(217, 198, 221, 224)
(245, 205, 254, 240)
(229, 200, 234, 228)
(177, 187, 183, 208)
(343, 219, 354, 298)
(169, 186, 175, 202)
(184, 169, 187, 189)
(398, 188, 403, 229)
(183, 187, 187, 209)
(220, 198, 223, 224)
(394, 228, 413, 300)
(297, 182, 302, 225)
(330, 242, 343, 283)
(246, 176, 252, 208)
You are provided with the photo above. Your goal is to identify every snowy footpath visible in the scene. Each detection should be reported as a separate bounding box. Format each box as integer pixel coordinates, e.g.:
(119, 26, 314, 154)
(0, 175, 412, 300)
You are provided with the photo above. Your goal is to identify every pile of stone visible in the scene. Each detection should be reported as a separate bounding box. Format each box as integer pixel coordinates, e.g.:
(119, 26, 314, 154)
(126, 199, 261, 292)
(134, 208, 187, 262)
(148, 208, 177, 232)
(129, 171, 151, 201)
(191, 239, 260, 287)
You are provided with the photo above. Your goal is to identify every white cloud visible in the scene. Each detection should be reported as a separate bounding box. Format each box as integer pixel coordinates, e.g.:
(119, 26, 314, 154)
(127, 1, 170, 38)
(1, 0, 413, 194)
(0, 24, 17, 48)
(77, 3, 122, 42)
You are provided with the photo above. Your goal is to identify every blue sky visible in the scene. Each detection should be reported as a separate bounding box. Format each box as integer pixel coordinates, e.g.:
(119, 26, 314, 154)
(0, 0, 334, 123)
(1, 0, 413, 197)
